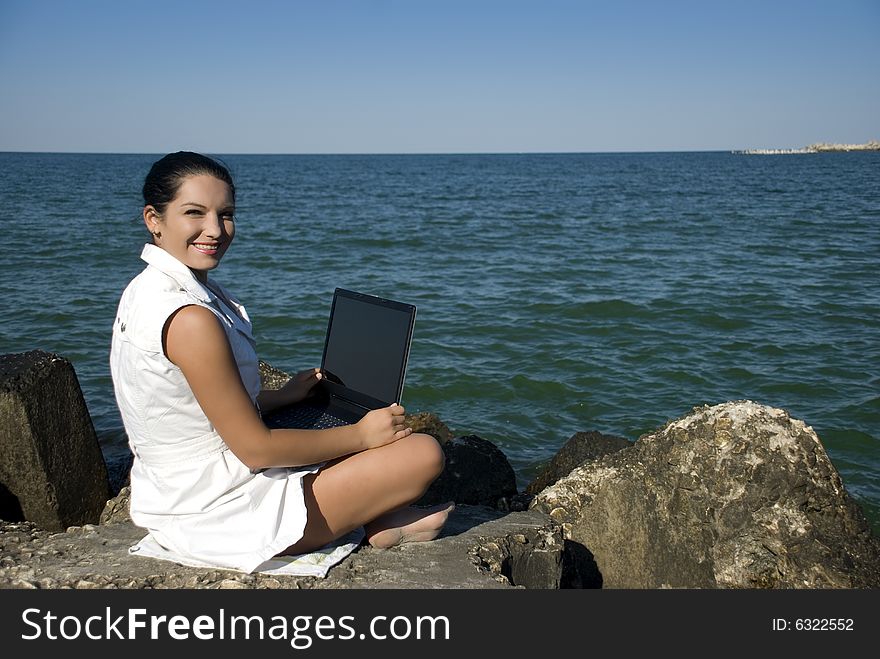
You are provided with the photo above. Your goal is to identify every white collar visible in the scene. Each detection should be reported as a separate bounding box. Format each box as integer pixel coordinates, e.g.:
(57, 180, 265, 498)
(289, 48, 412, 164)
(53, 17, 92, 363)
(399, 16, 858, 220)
(140, 243, 213, 303)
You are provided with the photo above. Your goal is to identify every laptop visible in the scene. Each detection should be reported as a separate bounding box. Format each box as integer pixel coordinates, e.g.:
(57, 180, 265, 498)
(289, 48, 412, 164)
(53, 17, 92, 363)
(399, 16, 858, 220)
(262, 288, 417, 430)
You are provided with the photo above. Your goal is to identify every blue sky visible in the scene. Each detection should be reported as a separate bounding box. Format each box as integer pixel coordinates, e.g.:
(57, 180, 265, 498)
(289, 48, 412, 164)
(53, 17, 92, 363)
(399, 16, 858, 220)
(0, 0, 877, 153)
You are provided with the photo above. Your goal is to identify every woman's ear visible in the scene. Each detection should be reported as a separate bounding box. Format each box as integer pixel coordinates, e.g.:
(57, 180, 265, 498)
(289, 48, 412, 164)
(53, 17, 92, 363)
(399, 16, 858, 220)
(143, 205, 162, 236)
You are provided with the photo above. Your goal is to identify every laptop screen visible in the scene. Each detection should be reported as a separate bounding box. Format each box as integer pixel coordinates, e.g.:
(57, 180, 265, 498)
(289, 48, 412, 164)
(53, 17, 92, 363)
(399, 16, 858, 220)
(320, 289, 416, 408)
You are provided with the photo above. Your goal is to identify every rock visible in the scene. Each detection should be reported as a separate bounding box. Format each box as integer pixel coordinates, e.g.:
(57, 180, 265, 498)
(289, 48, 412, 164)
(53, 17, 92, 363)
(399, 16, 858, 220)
(405, 411, 454, 444)
(0, 351, 110, 531)
(417, 435, 518, 509)
(525, 430, 632, 495)
(469, 520, 565, 589)
(100, 486, 131, 525)
(259, 360, 292, 390)
(532, 400, 880, 588)
(0, 506, 565, 589)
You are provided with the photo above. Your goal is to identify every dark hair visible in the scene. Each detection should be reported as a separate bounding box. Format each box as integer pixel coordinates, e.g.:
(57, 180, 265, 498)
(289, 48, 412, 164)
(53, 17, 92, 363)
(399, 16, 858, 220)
(142, 151, 235, 214)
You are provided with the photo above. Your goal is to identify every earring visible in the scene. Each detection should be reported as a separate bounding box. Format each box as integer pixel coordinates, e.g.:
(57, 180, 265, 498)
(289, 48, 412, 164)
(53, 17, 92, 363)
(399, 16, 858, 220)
(152, 231, 161, 238)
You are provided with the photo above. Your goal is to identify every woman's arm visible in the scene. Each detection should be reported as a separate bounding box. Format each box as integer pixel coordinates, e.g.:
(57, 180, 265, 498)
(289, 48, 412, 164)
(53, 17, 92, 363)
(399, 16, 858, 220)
(164, 305, 412, 470)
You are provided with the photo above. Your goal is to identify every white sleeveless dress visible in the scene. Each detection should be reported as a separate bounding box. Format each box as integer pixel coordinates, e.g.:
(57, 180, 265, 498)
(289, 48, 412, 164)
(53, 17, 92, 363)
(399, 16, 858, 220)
(110, 244, 360, 574)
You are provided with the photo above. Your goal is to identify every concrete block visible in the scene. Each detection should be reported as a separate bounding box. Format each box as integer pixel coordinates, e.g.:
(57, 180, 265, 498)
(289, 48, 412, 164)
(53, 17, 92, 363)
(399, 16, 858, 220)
(0, 350, 110, 531)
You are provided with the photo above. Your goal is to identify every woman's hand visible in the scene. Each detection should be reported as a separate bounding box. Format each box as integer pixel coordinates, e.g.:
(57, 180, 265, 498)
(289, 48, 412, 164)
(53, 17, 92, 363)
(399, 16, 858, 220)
(256, 367, 323, 415)
(277, 367, 323, 405)
(356, 403, 412, 450)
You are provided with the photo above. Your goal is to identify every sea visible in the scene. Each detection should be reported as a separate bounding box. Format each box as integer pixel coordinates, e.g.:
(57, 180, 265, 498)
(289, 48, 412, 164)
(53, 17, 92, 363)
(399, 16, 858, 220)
(1, 151, 877, 532)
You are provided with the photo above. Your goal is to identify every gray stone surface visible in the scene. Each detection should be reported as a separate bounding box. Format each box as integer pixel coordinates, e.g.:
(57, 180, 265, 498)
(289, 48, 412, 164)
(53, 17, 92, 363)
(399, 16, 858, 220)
(0, 505, 562, 589)
(532, 400, 880, 588)
(0, 351, 110, 531)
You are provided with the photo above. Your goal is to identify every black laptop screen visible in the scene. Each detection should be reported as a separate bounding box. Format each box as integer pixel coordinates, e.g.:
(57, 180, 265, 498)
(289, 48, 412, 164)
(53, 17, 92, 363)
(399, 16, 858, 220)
(320, 290, 415, 406)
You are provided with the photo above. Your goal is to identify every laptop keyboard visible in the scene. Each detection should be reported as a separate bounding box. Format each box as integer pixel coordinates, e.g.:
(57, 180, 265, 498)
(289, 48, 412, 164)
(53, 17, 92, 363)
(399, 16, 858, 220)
(264, 404, 351, 430)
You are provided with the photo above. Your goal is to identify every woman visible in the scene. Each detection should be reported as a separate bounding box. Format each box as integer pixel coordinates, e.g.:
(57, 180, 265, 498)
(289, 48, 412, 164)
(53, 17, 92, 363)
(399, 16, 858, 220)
(110, 151, 453, 573)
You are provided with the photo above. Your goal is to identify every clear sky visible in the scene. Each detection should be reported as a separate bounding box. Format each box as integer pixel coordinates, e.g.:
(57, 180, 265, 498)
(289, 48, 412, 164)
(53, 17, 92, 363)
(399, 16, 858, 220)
(0, 0, 877, 153)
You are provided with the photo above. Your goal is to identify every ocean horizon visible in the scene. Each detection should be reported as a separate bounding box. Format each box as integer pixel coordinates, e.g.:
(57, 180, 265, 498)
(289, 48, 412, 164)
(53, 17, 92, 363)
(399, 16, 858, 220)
(0, 148, 813, 155)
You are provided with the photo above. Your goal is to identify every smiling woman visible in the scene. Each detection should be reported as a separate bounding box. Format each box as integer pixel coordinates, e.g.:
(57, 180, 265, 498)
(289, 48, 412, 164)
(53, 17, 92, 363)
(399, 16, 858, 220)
(108, 151, 453, 575)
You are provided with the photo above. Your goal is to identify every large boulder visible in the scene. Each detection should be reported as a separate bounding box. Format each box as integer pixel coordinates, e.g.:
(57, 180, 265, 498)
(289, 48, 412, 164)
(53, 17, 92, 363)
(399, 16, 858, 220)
(0, 351, 110, 531)
(532, 401, 880, 588)
(417, 435, 518, 509)
(407, 412, 517, 509)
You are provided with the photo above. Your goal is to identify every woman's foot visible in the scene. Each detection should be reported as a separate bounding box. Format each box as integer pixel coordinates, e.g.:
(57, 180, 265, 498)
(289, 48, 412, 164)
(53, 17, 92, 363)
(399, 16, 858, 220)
(365, 502, 455, 549)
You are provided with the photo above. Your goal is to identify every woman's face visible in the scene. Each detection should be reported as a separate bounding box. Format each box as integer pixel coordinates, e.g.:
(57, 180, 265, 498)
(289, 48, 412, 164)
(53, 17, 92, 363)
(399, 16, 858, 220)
(145, 174, 235, 281)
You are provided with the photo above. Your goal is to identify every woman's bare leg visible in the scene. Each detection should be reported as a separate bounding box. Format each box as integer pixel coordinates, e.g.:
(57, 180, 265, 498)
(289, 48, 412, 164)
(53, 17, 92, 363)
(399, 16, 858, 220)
(281, 432, 451, 555)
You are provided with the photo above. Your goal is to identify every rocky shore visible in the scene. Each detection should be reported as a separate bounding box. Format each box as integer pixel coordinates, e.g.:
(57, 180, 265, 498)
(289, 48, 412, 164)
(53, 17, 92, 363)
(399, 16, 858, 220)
(734, 140, 880, 155)
(2, 351, 878, 589)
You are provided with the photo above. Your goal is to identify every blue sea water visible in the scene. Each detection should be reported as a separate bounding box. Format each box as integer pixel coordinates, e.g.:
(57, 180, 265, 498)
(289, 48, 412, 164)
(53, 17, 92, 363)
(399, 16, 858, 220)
(1, 151, 878, 531)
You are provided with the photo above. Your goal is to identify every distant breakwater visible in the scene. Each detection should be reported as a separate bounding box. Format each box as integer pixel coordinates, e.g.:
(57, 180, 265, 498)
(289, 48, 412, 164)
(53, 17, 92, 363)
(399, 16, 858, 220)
(734, 140, 880, 155)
